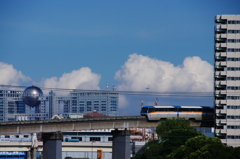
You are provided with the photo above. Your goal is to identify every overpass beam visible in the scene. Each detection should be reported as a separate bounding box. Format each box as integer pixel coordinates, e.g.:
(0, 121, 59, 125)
(111, 128, 131, 159)
(42, 131, 63, 159)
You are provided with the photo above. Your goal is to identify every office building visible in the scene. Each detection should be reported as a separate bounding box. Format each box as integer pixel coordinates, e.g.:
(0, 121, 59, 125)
(0, 88, 119, 122)
(214, 15, 240, 147)
(0, 89, 48, 122)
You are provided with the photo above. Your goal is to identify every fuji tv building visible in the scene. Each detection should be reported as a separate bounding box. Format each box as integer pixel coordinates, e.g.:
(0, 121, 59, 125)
(0, 86, 119, 122)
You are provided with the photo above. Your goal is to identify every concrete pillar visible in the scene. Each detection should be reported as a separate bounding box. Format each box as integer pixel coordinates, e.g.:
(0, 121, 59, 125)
(111, 129, 131, 159)
(31, 148, 36, 159)
(27, 151, 31, 159)
(42, 131, 63, 159)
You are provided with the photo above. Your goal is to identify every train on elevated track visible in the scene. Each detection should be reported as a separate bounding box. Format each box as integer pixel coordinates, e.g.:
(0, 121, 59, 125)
(140, 106, 214, 121)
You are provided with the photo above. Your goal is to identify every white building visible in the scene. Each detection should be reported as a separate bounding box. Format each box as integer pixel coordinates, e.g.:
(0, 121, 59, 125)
(0, 88, 119, 122)
(214, 15, 240, 147)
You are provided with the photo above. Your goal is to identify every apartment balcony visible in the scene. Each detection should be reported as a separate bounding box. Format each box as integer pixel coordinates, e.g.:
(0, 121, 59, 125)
(215, 28, 227, 34)
(215, 100, 226, 105)
(215, 86, 226, 90)
(215, 66, 225, 72)
(215, 52, 227, 57)
(215, 16, 227, 24)
(215, 77, 226, 82)
(215, 71, 227, 82)
(215, 87, 226, 91)
(215, 56, 226, 62)
(215, 43, 227, 48)
(215, 129, 227, 135)
(215, 90, 226, 95)
(215, 61, 226, 66)
(215, 76, 226, 81)
(216, 119, 227, 124)
(216, 109, 226, 115)
(215, 38, 227, 43)
(219, 109, 227, 114)
(215, 103, 225, 109)
(216, 123, 226, 129)
(215, 34, 227, 39)
(216, 121, 226, 126)
(216, 113, 226, 120)
(215, 25, 227, 30)
(220, 25, 227, 29)
(215, 96, 226, 101)
(216, 81, 226, 85)
(215, 71, 226, 76)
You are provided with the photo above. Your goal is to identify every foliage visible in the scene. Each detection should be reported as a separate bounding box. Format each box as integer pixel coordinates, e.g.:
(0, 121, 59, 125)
(132, 119, 240, 159)
(167, 135, 240, 159)
(156, 118, 195, 140)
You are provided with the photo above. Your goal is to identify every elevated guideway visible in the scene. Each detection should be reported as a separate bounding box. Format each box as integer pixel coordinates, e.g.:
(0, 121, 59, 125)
(0, 116, 213, 135)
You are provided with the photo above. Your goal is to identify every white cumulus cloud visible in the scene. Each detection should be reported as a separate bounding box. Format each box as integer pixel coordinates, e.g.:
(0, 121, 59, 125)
(0, 62, 31, 85)
(115, 53, 213, 92)
(42, 67, 101, 90)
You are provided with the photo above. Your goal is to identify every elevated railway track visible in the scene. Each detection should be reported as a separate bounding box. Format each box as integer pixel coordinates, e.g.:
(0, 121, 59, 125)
(0, 116, 213, 135)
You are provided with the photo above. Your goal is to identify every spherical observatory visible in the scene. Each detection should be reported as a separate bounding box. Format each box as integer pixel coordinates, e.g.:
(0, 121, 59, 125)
(22, 86, 43, 107)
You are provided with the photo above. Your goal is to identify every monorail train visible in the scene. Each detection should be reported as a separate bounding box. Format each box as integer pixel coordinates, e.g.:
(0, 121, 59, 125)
(141, 106, 214, 121)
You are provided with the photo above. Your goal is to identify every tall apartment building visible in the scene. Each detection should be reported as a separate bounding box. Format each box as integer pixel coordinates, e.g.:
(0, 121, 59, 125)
(0, 88, 119, 122)
(214, 15, 240, 147)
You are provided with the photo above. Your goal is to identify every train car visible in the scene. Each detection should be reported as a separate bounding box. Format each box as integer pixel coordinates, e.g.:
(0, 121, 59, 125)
(140, 106, 214, 121)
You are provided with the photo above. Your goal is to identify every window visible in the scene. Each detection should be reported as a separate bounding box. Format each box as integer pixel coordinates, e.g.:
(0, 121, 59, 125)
(90, 137, 101, 141)
(227, 48, 240, 52)
(227, 135, 240, 139)
(227, 67, 240, 71)
(101, 106, 106, 111)
(228, 30, 240, 33)
(94, 106, 99, 111)
(111, 107, 117, 111)
(227, 106, 240, 109)
(72, 107, 77, 113)
(24, 135, 28, 138)
(108, 137, 113, 141)
(87, 107, 92, 111)
(80, 107, 84, 112)
(227, 96, 240, 99)
(227, 39, 240, 43)
(72, 137, 82, 141)
(227, 115, 240, 119)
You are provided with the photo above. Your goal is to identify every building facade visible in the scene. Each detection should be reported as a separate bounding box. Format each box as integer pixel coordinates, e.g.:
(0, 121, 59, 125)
(214, 15, 240, 147)
(0, 88, 119, 122)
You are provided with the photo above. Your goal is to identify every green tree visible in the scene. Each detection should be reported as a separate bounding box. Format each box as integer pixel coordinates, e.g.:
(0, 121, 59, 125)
(132, 119, 240, 159)
(133, 118, 202, 159)
(167, 135, 240, 159)
(156, 118, 197, 141)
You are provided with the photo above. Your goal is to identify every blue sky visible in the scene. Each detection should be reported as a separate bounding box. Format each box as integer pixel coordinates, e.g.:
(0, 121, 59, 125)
(0, 0, 239, 115)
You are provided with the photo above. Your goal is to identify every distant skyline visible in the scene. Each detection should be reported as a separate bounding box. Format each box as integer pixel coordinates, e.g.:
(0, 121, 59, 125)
(0, 0, 239, 115)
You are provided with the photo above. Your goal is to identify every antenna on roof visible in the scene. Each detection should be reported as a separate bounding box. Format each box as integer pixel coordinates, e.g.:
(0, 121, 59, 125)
(154, 98, 158, 106)
(112, 85, 116, 91)
(106, 83, 109, 90)
(141, 100, 144, 107)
